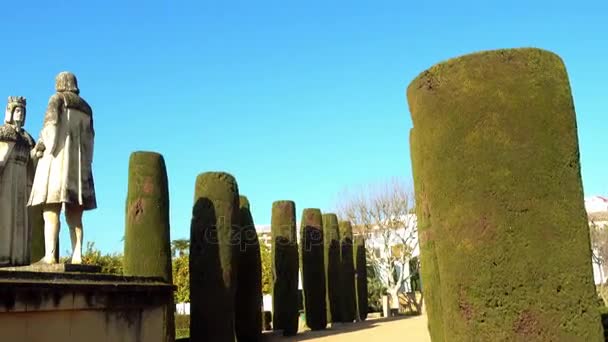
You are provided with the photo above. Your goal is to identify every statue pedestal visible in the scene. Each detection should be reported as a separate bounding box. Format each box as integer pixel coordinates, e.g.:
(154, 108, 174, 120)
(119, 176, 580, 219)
(0, 270, 174, 342)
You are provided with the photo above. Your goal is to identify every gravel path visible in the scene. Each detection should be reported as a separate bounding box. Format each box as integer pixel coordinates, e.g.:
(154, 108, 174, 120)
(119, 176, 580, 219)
(262, 314, 431, 341)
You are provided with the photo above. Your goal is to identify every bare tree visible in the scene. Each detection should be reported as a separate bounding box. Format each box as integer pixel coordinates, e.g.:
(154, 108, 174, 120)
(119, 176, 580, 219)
(590, 219, 608, 305)
(336, 178, 423, 314)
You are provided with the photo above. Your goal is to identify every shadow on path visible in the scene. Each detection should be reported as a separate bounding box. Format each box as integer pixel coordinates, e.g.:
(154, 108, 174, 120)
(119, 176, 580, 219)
(262, 315, 420, 341)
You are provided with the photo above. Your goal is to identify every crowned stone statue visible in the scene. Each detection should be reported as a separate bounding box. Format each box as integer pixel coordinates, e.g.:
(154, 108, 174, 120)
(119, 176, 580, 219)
(29, 72, 96, 265)
(0, 96, 37, 266)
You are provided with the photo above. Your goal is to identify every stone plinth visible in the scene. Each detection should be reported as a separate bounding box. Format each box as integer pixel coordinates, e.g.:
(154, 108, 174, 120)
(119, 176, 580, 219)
(0, 270, 174, 342)
(1, 263, 101, 273)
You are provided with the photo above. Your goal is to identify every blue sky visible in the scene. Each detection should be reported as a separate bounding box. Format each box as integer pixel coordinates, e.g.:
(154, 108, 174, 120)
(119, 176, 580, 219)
(1, 0, 606, 254)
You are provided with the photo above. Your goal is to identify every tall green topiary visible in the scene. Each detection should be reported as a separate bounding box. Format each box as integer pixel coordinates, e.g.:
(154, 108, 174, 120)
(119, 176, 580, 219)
(322, 213, 342, 323)
(235, 196, 262, 342)
(124, 151, 174, 342)
(410, 128, 445, 341)
(354, 235, 368, 321)
(271, 200, 299, 336)
(299, 208, 327, 330)
(407, 47, 603, 341)
(338, 221, 356, 323)
(190, 172, 240, 342)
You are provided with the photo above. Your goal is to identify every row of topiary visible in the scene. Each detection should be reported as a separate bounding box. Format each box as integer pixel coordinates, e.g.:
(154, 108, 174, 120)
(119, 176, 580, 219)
(123, 154, 263, 342)
(273, 202, 368, 336)
(122, 152, 369, 341)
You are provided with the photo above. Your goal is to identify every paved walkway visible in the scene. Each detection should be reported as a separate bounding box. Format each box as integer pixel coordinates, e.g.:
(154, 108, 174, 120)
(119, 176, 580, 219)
(262, 314, 431, 341)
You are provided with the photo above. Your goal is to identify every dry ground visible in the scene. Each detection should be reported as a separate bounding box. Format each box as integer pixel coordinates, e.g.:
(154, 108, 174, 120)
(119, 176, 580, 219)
(262, 314, 431, 342)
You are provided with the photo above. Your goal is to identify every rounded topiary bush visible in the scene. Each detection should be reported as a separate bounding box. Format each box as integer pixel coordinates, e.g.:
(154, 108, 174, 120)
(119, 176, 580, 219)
(299, 208, 327, 330)
(354, 235, 368, 321)
(124, 151, 174, 342)
(190, 172, 240, 342)
(322, 213, 342, 323)
(271, 200, 299, 336)
(235, 195, 262, 342)
(339, 221, 356, 323)
(407, 47, 603, 341)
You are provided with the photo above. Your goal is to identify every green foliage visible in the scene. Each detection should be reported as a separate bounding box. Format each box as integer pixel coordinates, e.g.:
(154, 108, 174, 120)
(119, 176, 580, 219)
(409, 256, 421, 292)
(354, 236, 369, 321)
(408, 48, 603, 341)
(271, 200, 299, 336)
(300, 208, 327, 330)
(235, 195, 262, 342)
(175, 314, 190, 339)
(339, 221, 356, 323)
(260, 242, 272, 294)
(171, 239, 190, 258)
(124, 151, 174, 342)
(81, 241, 123, 275)
(322, 213, 342, 323)
(172, 254, 190, 303)
(366, 263, 386, 313)
(124, 151, 172, 282)
(190, 172, 240, 342)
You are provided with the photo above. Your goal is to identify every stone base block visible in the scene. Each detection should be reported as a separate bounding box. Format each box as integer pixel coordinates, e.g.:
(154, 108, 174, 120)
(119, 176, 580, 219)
(0, 270, 174, 342)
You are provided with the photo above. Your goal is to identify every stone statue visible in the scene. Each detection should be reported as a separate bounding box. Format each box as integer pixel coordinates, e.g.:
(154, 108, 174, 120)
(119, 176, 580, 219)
(29, 72, 96, 265)
(0, 96, 37, 266)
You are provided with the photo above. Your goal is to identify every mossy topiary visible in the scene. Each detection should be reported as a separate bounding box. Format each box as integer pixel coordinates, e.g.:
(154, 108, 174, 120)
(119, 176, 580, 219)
(124, 151, 174, 342)
(271, 200, 299, 336)
(322, 213, 342, 323)
(124, 151, 172, 280)
(410, 128, 445, 341)
(407, 47, 603, 341)
(339, 221, 357, 323)
(235, 196, 262, 342)
(354, 235, 368, 321)
(299, 208, 327, 330)
(190, 172, 240, 342)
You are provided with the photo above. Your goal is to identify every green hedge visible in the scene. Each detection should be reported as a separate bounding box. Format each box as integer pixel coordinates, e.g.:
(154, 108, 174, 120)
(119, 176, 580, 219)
(124, 151, 174, 342)
(407, 47, 603, 341)
(354, 235, 368, 321)
(323, 213, 342, 323)
(235, 196, 262, 341)
(300, 208, 327, 330)
(190, 172, 240, 342)
(339, 221, 356, 323)
(271, 200, 299, 336)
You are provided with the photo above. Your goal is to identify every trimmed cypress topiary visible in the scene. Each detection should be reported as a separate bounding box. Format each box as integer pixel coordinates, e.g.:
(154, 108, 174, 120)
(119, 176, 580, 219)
(124, 151, 174, 342)
(407, 47, 603, 341)
(322, 213, 342, 323)
(354, 235, 368, 321)
(235, 195, 262, 342)
(410, 128, 445, 341)
(271, 200, 299, 336)
(339, 221, 356, 323)
(190, 172, 240, 342)
(299, 208, 327, 330)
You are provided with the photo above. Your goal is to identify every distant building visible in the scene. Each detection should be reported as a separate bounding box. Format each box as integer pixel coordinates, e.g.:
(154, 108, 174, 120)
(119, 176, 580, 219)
(256, 224, 272, 248)
(586, 196, 608, 214)
(586, 196, 608, 285)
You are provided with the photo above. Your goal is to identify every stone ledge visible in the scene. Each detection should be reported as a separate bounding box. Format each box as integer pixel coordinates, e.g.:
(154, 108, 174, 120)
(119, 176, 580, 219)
(1, 263, 102, 273)
(0, 270, 175, 313)
(0, 269, 171, 285)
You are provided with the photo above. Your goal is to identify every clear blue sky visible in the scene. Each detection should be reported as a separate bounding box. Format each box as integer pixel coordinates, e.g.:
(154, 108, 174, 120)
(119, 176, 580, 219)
(1, 0, 606, 254)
